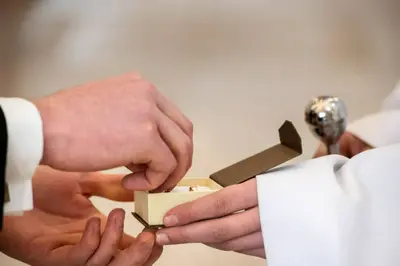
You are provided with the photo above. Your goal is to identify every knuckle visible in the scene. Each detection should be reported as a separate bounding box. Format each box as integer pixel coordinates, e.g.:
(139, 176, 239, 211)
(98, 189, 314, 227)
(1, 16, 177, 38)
(141, 120, 158, 137)
(185, 120, 194, 136)
(139, 100, 156, 118)
(172, 228, 191, 244)
(138, 109, 157, 134)
(137, 103, 158, 135)
(212, 197, 231, 215)
(210, 226, 231, 242)
(166, 157, 178, 173)
(139, 80, 157, 97)
(178, 136, 192, 159)
(82, 238, 99, 255)
(185, 203, 199, 222)
(214, 241, 235, 251)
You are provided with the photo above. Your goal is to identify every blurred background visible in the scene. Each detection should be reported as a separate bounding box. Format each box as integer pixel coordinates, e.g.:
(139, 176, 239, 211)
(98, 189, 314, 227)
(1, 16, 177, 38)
(0, 0, 399, 265)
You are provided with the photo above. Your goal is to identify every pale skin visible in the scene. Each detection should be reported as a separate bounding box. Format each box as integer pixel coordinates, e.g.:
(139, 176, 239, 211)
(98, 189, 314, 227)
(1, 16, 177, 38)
(35, 72, 193, 192)
(155, 132, 372, 258)
(0, 72, 191, 265)
(0, 166, 162, 266)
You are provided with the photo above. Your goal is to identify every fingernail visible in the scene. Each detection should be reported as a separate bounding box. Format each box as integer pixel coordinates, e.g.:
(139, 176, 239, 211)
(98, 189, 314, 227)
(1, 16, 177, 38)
(156, 232, 170, 245)
(164, 215, 178, 226)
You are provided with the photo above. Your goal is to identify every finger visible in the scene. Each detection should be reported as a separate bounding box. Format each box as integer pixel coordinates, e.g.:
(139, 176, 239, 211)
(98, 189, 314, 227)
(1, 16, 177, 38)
(141, 228, 164, 266)
(312, 144, 327, 158)
(156, 92, 193, 139)
(151, 108, 193, 192)
(110, 232, 155, 266)
(80, 173, 134, 202)
(144, 245, 163, 266)
(348, 134, 373, 157)
(66, 217, 101, 264)
(122, 135, 177, 191)
(86, 209, 125, 266)
(120, 234, 136, 250)
(162, 179, 258, 227)
(206, 231, 264, 252)
(237, 248, 266, 258)
(156, 207, 261, 245)
(156, 93, 193, 174)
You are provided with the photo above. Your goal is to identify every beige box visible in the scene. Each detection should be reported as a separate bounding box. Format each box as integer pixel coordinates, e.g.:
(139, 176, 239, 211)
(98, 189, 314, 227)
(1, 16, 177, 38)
(134, 178, 221, 227)
(133, 120, 302, 228)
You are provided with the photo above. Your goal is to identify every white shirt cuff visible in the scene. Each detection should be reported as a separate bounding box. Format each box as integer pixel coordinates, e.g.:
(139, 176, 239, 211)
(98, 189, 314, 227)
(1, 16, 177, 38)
(0, 98, 43, 214)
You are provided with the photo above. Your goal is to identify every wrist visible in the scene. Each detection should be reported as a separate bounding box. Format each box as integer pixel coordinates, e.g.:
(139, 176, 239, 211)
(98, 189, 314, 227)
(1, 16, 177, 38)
(34, 99, 49, 166)
(34, 97, 62, 168)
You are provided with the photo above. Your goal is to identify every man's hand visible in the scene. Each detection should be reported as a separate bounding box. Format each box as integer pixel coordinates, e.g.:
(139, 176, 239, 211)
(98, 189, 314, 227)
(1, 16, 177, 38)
(35, 72, 193, 192)
(313, 131, 372, 158)
(155, 179, 265, 258)
(0, 166, 163, 266)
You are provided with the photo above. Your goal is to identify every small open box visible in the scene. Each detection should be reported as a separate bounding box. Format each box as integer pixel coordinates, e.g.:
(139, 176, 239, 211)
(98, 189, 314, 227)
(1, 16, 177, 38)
(133, 120, 303, 228)
(133, 178, 221, 228)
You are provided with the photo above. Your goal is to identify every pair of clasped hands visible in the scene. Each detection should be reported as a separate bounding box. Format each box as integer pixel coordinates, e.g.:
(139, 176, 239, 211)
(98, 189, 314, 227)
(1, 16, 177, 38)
(0, 73, 372, 266)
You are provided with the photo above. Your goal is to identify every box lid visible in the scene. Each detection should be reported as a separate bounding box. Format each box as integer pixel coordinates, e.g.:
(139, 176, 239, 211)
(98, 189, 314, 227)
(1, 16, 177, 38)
(209, 120, 302, 187)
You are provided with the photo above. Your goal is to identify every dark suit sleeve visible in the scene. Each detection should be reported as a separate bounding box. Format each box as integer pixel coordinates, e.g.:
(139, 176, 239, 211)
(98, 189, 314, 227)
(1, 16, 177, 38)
(0, 106, 8, 230)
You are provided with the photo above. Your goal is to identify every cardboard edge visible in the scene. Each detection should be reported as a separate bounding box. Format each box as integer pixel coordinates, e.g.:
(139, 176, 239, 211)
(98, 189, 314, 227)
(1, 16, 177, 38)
(209, 120, 303, 187)
(132, 212, 232, 228)
(279, 120, 302, 154)
(132, 212, 165, 229)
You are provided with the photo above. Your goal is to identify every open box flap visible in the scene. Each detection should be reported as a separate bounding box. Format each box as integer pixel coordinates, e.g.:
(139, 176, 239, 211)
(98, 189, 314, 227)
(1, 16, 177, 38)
(209, 120, 302, 187)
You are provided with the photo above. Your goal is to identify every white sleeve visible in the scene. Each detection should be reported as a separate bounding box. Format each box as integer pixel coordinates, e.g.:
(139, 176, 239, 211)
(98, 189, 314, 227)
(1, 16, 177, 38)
(0, 98, 43, 214)
(347, 81, 400, 147)
(256, 144, 400, 266)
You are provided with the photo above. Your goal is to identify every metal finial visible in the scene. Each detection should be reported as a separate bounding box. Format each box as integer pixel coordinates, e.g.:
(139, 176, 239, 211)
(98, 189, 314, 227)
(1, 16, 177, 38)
(305, 96, 348, 154)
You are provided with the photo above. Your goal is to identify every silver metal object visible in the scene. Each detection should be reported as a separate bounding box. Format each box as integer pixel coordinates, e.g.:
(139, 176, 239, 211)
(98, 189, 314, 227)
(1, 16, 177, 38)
(305, 96, 348, 154)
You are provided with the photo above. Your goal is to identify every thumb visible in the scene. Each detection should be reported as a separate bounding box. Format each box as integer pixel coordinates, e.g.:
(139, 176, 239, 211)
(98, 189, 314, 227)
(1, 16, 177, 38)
(79, 172, 134, 202)
(141, 228, 164, 266)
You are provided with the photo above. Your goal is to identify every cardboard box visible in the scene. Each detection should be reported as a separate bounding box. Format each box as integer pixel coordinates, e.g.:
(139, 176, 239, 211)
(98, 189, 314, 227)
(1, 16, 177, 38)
(133, 120, 302, 228)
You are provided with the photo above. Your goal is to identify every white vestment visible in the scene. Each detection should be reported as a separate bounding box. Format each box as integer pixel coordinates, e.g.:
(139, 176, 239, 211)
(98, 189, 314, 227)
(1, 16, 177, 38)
(256, 82, 400, 266)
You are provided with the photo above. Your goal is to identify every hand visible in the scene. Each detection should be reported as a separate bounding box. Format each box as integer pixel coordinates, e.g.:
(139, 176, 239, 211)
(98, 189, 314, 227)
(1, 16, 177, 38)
(35, 72, 193, 192)
(313, 131, 372, 158)
(0, 166, 163, 266)
(155, 179, 265, 258)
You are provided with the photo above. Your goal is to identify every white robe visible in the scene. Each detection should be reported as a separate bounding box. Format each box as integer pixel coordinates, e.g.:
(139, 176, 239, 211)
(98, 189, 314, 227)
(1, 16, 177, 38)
(256, 81, 400, 266)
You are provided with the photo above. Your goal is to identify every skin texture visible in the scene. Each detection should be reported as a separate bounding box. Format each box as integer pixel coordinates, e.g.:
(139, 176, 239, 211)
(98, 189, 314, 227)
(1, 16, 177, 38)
(0, 166, 163, 266)
(35, 72, 193, 192)
(156, 179, 265, 258)
(153, 132, 372, 259)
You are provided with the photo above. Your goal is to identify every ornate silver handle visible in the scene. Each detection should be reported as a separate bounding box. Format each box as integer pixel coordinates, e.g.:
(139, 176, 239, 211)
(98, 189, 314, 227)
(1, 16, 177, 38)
(305, 96, 348, 155)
